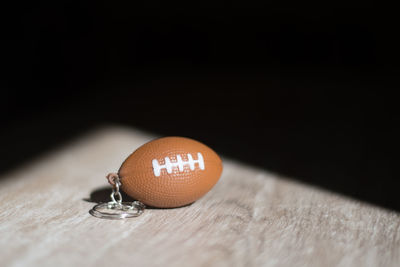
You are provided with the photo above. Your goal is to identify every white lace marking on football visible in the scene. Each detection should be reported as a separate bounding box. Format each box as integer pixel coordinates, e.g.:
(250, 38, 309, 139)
(152, 152, 205, 177)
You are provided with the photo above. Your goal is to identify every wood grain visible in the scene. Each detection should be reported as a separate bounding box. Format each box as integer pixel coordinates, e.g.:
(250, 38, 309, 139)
(0, 127, 399, 267)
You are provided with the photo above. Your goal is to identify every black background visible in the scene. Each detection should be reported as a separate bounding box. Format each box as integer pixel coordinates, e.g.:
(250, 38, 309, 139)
(2, 4, 400, 210)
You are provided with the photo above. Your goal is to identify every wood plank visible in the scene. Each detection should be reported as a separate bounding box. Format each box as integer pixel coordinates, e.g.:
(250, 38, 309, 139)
(0, 126, 399, 267)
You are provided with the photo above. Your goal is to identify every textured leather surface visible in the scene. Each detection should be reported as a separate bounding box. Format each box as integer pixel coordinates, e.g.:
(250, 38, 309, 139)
(119, 137, 223, 208)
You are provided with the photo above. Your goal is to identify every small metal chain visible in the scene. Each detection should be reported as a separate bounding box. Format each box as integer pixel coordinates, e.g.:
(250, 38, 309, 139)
(109, 176, 122, 206)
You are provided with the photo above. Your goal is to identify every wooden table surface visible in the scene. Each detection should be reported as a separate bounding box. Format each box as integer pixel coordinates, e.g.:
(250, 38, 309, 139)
(1, 127, 399, 267)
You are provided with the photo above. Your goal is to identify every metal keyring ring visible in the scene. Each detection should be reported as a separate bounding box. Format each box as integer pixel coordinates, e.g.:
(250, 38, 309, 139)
(90, 201, 145, 220)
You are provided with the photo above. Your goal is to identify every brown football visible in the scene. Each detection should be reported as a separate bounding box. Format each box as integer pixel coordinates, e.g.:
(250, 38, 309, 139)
(118, 137, 223, 208)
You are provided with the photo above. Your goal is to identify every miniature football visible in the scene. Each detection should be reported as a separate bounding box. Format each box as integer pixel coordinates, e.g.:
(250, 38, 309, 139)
(118, 137, 223, 208)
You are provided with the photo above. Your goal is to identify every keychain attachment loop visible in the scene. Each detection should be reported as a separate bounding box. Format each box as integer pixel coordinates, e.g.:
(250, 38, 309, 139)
(90, 173, 145, 219)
